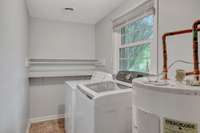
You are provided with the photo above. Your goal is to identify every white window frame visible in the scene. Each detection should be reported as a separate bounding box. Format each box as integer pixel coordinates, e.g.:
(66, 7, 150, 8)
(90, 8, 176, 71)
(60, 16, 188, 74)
(112, 0, 158, 75)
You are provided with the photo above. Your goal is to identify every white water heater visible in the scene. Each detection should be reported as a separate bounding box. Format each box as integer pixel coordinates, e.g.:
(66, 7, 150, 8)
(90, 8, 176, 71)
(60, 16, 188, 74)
(133, 78, 200, 133)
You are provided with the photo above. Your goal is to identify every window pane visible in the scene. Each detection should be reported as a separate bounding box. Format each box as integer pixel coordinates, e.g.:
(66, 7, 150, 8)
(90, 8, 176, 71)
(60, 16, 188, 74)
(118, 14, 153, 73)
(121, 15, 154, 45)
(127, 43, 150, 72)
(119, 43, 150, 72)
(128, 43, 150, 72)
(119, 59, 128, 70)
(121, 28, 126, 45)
(119, 48, 128, 58)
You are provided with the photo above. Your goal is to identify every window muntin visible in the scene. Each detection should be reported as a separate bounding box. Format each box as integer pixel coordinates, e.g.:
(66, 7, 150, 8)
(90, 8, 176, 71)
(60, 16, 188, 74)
(119, 15, 153, 72)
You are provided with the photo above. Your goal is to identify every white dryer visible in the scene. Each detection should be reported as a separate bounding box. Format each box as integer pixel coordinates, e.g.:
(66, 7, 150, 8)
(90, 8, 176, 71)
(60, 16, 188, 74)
(65, 71, 113, 133)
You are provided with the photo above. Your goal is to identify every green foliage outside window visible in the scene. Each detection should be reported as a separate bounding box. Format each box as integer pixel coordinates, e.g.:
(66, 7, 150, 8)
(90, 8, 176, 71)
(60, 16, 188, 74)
(120, 43, 150, 72)
(119, 15, 153, 72)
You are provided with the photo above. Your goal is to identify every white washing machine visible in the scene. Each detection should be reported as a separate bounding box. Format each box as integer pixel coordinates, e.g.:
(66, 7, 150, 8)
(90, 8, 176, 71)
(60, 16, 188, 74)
(65, 71, 113, 133)
(75, 80, 133, 133)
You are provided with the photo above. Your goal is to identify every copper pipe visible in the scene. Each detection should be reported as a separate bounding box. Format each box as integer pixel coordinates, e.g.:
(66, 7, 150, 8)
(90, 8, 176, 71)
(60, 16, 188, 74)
(162, 27, 200, 80)
(185, 71, 200, 76)
(185, 71, 195, 76)
(192, 20, 200, 81)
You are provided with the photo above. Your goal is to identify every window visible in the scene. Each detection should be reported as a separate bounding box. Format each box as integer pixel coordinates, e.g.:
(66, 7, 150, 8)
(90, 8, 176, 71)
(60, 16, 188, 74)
(112, 0, 155, 73)
(119, 15, 154, 72)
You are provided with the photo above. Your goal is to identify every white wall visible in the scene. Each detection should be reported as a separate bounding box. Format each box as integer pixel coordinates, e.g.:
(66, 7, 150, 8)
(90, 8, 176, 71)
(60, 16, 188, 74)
(30, 77, 65, 119)
(0, 0, 29, 132)
(158, 0, 200, 79)
(29, 17, 95, 59)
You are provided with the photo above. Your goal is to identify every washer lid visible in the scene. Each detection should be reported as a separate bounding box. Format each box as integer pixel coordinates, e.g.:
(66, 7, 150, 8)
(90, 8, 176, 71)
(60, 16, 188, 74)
(78, 80, 132, 99)
(85, 81, 122, 93)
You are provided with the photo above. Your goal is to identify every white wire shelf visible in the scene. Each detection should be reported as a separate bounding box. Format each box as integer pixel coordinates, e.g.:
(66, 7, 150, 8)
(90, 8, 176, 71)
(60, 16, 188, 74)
(28, 58, 101, 78)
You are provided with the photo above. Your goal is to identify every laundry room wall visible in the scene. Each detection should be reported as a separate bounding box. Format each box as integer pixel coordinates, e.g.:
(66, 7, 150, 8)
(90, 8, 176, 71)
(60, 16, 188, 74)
(0, 0, 29, 132)
(29, 77, 68, 119)
(29, 18, 96, 120)
(29, 17, 95, 59)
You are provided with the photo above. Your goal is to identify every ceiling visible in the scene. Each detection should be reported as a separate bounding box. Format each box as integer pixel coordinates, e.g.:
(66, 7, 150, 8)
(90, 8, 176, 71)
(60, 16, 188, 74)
(27, 0, 127, 24)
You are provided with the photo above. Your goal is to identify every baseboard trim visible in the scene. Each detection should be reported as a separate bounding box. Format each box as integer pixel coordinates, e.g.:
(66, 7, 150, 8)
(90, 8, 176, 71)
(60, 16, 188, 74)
(26, 121, 31, 133)
(30, 114, 65, 124)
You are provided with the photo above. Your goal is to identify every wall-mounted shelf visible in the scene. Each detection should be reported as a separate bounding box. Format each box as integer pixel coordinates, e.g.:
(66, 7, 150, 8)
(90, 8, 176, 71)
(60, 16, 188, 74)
(29, 58, 101, 78)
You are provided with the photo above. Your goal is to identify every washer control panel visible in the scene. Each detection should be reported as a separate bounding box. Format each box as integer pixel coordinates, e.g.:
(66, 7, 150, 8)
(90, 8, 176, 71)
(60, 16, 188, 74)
(116, 71, 149, 83)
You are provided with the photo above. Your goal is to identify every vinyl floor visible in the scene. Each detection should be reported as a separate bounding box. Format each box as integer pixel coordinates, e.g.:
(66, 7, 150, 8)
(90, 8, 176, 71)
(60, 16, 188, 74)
(29, 118, 65, 133)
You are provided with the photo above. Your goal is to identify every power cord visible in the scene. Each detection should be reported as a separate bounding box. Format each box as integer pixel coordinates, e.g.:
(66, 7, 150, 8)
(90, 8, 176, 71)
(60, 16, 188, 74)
(156, 60, 199, 77)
